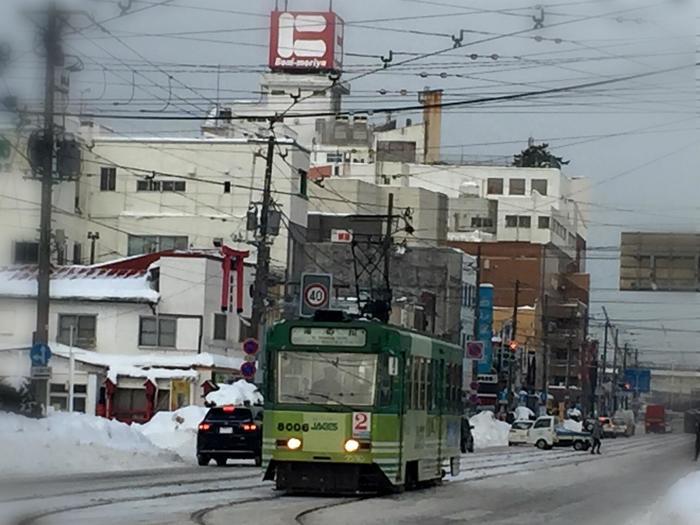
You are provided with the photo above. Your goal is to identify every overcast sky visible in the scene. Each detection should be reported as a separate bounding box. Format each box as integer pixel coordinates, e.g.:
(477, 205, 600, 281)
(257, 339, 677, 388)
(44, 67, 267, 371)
(1, 0, 698, 367)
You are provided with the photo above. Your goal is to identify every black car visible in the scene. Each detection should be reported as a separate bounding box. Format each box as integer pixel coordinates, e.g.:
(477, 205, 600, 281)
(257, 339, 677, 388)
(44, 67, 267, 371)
(196, 405, 263, 467)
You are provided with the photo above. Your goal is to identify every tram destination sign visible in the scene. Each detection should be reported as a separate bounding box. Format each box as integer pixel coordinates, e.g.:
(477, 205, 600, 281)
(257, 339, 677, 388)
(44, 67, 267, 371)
(290, 327, 367, 347)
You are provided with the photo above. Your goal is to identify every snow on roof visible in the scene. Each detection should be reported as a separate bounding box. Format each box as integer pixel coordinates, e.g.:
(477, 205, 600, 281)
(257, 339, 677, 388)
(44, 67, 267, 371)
(448, 230, 496, 243)
(0, 266, 159, 303)
(205, 380, 263, 407)
(49, 344, 244, 372)
(106, 365, 199, 384)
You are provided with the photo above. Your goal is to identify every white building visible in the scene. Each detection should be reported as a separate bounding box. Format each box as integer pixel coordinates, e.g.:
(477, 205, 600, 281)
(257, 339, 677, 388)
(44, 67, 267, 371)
(80, 132, 310, 276)
(0, 251, 252, 419)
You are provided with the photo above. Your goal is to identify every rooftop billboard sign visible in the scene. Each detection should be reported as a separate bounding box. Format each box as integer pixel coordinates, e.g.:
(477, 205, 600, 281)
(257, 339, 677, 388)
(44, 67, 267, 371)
(269, 11, 344, 73)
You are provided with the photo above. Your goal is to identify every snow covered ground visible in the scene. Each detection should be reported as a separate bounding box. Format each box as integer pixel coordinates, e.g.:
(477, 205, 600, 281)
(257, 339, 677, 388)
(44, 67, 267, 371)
(639, 470, 700, 525)
(136, 405, 209, 461)
(0, 411, 183, 478)
(470, 410, 511, 448)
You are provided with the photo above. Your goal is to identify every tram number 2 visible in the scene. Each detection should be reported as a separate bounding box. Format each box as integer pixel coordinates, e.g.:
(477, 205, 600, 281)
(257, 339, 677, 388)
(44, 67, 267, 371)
(277, 422, 310, 432)
(352, 412, 371, 438)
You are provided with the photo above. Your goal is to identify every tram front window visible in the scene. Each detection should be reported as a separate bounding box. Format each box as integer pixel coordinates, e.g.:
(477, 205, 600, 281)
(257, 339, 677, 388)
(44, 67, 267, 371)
(277, 352, 377, 406)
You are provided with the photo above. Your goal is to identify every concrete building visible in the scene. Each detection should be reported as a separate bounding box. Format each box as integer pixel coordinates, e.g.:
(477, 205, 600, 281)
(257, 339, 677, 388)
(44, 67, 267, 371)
(0, 129, 85, 266)
(80, 132, 310, 279)
(0, 251, 251, 420)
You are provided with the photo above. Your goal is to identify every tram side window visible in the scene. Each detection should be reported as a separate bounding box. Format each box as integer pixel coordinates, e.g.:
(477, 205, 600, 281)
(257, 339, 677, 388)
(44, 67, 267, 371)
(407, 357, 415, 409)
(444, 363, 452, 412)
(378, 354, 393, 406)
(426, 360, 435, 410)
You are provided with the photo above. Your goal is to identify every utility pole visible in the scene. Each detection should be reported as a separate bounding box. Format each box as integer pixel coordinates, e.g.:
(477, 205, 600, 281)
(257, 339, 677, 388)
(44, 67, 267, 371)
(88, 231, 100, 265)
(249, 121, 276, 381)
(541, 293, 549, 414)
(507, 279, 520, 409)
(382, 192, 394, 310)
(471, 244, 482, 393)
(612, 327, 619, 413)
(622, 342, 629, 409)
(600, 306, 610, 414)
(35, 4, 60, 348)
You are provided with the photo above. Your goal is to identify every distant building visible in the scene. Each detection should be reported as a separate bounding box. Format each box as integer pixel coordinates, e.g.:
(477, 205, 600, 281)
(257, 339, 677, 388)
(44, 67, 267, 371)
(620, 232, 700, 291)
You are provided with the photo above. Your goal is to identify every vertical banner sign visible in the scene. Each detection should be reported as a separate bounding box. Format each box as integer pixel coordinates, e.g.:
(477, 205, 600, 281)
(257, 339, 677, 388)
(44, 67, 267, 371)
(477, 284, 494, 375)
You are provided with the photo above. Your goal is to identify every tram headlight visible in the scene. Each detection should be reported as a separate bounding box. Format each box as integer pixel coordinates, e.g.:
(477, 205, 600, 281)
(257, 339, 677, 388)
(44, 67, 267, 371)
(344, 439, 360, 453)
(287, 437, 302, 450)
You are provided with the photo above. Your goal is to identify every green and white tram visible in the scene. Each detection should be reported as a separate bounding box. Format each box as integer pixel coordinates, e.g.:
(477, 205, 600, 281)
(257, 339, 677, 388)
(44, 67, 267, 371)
(262, 317, 463, 494)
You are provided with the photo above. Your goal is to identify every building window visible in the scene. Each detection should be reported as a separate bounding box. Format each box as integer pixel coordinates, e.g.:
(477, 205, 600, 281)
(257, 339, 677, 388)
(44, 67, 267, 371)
(538, 216, 550, 229)
(487, 178, 504, 195)
(58, 314, 97, 349)
(14, 241, 39, 264)
(532, 179, 548, 195)
(73, 242, 83, 264)
(326, 152, 343, 163)
(470, 217, 494, 229)
(128, 235, 188, 256)
(505, 215, 518, 228)
(136, 180, 186, 192)
(509, 178, 526, 195)
(213, 313, 227, 341)
(139, 316, 177, 348)
(298, 169, 308, 197)
(100, 167, 116, 191)
(49, 383, 87, 413)
(518, 216, 532, 228)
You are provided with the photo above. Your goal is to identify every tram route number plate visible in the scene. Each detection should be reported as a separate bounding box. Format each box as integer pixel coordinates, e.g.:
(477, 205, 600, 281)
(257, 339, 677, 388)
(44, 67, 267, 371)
(352, 412, 371, 439)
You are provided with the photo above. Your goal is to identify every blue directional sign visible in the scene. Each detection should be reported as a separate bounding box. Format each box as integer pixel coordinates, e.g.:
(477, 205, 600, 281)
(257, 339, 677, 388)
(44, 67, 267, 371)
(623, 368, 651, 393)
(30, 343, 52, 367)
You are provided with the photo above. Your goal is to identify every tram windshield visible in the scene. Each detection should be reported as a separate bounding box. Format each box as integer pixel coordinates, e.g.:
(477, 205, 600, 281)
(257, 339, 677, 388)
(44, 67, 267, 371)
(277, 351, 377, 407)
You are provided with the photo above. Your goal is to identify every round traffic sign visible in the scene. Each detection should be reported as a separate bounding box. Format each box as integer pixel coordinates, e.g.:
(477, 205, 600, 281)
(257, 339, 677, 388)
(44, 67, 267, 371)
(242, 338, 259, 356)
(303, 282, 329, 308)
(241, 361, 256, 379)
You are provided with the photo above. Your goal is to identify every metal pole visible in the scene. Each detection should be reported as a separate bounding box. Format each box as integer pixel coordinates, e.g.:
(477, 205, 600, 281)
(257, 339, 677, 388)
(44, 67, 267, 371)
(508, 280, 520, 410)
(36, 3, 59, 348)
(471, 245, 482, 393)
(612, 328, 619, 413)
(68, 325, 74, 412)
(541, 294, 549, 413)
(600, 307, 610, 414)
(250, 121, 276, 381)
(383, 192, 394, 309)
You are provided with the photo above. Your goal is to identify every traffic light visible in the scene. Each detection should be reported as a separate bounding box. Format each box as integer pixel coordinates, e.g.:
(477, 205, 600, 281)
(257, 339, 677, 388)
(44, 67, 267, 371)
(508, 340, 518, 352)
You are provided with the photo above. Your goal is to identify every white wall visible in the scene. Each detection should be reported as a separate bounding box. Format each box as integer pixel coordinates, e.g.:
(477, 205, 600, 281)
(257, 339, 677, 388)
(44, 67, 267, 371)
(0, 133, 86, 265)
(82, 137, 309, 273)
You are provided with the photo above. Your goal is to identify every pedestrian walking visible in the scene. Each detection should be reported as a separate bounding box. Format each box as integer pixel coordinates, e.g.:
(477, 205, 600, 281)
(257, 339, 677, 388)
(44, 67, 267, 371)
(591, 420, 603, 455)
(694, 422, 700, 462)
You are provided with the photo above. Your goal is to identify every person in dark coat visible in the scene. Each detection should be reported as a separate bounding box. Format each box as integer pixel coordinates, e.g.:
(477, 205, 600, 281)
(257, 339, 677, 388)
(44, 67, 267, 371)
(590, 420, 603, 455)
(695, 422, 700, 462)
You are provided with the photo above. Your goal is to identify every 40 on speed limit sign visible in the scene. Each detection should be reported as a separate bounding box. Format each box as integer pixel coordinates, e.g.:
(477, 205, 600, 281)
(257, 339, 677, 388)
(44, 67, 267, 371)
(300, 273, 332, 317)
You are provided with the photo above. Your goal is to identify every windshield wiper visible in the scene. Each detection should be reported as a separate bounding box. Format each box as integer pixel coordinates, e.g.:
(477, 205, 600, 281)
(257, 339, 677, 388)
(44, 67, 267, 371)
(282, 394, 345, 412)
(307, 391, 360, 411)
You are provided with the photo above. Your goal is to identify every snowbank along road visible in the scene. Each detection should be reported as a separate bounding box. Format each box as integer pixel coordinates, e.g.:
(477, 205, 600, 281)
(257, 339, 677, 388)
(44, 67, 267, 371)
(0, 433, 692, 525)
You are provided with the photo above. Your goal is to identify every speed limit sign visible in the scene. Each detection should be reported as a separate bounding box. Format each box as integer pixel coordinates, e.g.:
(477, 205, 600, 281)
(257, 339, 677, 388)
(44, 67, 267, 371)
(300, 273, 332, 317)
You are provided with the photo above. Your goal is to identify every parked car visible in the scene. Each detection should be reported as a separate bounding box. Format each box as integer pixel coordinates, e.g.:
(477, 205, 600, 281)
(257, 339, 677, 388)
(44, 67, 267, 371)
(612, 417, 635, 437)
(528, 416, 592, 451)
(509, 420, 534, 446)
(598, 417, 618, 438)
(196, 405, 263, 467)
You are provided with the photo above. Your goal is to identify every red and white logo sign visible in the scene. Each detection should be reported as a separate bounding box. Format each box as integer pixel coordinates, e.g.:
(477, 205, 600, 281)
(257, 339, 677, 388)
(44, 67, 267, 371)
(269, 11, 344, 72)
(331, 229, 353, 243)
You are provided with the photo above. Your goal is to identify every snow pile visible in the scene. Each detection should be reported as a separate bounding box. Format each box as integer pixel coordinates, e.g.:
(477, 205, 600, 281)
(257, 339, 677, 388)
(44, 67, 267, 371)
(566, 407, 582, 419)
(470, 411, 511, 449)
(562, 419, 584, 432)
(514, 406, 535, 421)
(0, 411, 182, 477)
(645, 471, 700, 525)
(137, 405, 209, 461)
(205, 380, 263, 407)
